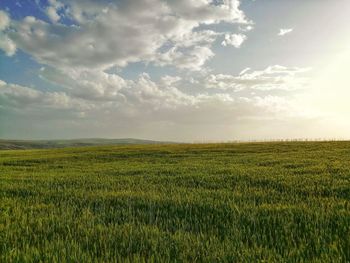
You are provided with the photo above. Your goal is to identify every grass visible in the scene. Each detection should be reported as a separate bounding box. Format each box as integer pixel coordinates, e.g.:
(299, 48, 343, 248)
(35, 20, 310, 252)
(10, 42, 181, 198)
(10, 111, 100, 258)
(0, 141, 349, 262)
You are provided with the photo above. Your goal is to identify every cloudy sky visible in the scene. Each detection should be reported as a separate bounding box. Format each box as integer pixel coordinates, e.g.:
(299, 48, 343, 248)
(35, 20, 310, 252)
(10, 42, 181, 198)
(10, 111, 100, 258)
(0, 0, 350, 141)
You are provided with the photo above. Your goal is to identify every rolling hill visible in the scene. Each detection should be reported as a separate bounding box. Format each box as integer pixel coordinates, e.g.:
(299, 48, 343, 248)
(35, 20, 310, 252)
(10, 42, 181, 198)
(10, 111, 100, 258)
(0, 138, 172, 150)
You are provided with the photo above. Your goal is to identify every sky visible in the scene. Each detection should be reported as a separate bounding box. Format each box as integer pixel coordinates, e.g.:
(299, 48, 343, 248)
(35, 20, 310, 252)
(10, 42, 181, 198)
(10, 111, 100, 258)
(0, 0, 350, 141)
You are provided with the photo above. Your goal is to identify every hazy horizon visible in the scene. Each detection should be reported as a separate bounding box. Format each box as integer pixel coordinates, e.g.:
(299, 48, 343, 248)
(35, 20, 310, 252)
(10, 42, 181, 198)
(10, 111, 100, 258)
(1, 0, 350, 141)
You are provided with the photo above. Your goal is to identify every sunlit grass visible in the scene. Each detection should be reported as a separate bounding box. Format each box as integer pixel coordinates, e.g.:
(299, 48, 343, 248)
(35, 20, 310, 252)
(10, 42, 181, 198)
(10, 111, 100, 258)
(0, 142, 349, 262)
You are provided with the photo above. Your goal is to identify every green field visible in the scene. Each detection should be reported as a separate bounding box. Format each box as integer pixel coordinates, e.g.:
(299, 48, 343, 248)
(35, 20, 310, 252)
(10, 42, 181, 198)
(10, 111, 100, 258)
(0, 142, 349, 262)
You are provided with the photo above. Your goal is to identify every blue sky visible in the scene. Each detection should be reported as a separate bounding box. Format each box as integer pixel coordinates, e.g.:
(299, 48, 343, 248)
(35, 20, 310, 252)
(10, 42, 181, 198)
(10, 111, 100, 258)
(0, 0, 350, 141)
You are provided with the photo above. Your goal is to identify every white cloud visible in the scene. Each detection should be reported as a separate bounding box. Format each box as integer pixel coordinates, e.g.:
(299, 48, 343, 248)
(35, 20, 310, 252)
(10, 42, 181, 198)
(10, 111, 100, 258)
(0, 10, 16, 56)
(46, 7, 60, 23)
(0, 2, 342, 141)
(239, 67, 251, 75)
(0, 10, 10, 30)
(0, 66, 318, 141)
(0, 35, 16, 56)
(159, 76, 182, 87)
(239, 25, 254, 32)
(0, 79, 7, 86)
(204, 65, 311, 91)
(278, 28, 293, 36)
(172, 30, 220, 48)
(3, 0, 248, 71)
(45, 0, 64, 23)
(38, 67, 195, 110)
(36, 65, 312, 113)
(167, 0, 248, 24)
(39, 67, 130, 101)
(35, 65, 312, 121)
(154, 46, 215, 71)
(0, 81, 90, 111)
(221, 33, 247, 48)
(0, 73, 306, 118)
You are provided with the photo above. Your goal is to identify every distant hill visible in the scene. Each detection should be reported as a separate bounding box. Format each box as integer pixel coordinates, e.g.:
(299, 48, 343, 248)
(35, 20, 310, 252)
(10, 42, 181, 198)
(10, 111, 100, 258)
(0, 138, 173, 150)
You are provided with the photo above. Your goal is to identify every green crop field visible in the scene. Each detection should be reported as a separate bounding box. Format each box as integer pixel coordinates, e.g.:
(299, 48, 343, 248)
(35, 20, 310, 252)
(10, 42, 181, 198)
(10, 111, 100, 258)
(0, 142, 349, 262)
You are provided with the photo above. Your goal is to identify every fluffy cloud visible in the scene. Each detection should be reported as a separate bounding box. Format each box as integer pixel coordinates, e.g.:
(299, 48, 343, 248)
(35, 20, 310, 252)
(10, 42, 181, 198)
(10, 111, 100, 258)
(221, 33, 247, 48)
(0, 63, 317, 141)
(0, 10, 16, 56)
(2, 0, 248, 71)
(0, 80, 90, 111)
(166, 0, 247, 24)
(159, 75, 182, 87)
(39, 67, 195, 110)
(35, 65, 312, 117)
(46, 7, 60, 23)
(172, 30, 219, 48)
(45, 0, 65, 23)
(0, 35, 16, 56)
(278, 28, 293, 36)
(204, 65, 311, 91)
(0, 10, 10, 30)
(20, 65, 311, 116)
(154, 46, 215, 71)
(39, 67, 130, 101)
(1, 77, 315, 141)
(0, 2, 322, 141)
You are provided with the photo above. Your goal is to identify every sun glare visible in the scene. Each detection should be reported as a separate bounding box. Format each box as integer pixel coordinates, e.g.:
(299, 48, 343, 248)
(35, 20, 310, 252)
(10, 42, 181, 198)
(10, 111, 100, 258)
(312, 48, 350, 116)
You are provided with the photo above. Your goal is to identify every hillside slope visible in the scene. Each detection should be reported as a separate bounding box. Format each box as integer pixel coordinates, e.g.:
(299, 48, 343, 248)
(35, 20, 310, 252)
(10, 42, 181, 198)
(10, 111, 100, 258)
(0, 138, 172, 150)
